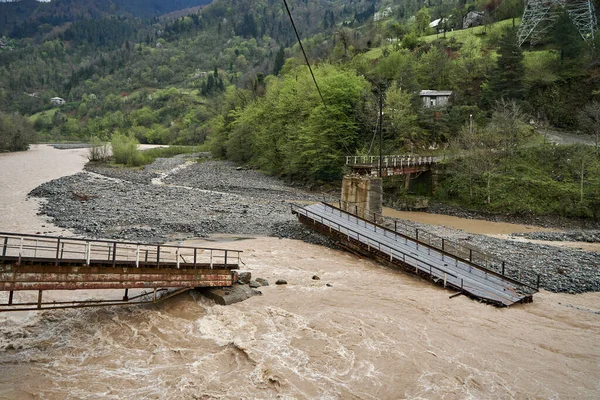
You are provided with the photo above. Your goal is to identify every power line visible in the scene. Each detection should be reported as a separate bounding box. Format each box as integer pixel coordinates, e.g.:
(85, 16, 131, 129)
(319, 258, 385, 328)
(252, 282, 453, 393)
(281, 0, 352, 155)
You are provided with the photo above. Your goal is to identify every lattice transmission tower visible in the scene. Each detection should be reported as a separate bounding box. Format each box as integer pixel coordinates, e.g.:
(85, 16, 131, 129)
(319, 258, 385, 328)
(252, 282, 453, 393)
(517, 0, 597, 46)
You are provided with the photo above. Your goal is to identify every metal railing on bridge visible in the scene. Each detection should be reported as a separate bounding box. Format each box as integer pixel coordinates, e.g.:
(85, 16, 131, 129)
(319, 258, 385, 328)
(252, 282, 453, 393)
(0, 232, 242, 312)
(336, 201, 540, 291)
(0, 232, 241, 269)
(345, 155, 437, 168)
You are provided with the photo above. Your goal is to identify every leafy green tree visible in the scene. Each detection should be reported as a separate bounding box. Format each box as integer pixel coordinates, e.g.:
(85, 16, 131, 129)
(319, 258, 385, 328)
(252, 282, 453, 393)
(0, 111, 35, 152)
(417, 46, 453, 89)
(384, 84, 419, 148)
(415, 8, 431, 36)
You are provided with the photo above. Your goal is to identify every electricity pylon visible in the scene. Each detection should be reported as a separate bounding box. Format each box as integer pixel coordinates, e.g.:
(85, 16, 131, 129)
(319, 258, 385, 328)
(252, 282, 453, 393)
(518, 0, 597, 46)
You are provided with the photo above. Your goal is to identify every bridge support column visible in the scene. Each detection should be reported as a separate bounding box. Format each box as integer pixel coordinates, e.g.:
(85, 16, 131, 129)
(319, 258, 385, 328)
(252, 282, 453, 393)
(341, 175, 383, 223)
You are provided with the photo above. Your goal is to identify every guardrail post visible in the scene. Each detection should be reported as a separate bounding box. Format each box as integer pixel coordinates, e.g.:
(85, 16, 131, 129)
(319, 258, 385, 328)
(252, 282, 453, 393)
(442, 238, 445, 251)
(136, 245, 140, 268)
(502, 261, 505, 275)
(111, 242, 117, 267)
(176, 247, 180, 269)
(156, 245, 160, 267)
(394, 220, 397, 232)
(469, 249, 473, 262)
(2, 237, 7, 258)
(443, 273, 447, 288)
(17, 237, 23, 265)
(536, 274, 540, 289)
(415, 229, 419, 241)
(194, 248, 197, 268)
(37, 290, 43, 309)
(86, 241, 91, 266)
(224, 250, 228, 266)
(55, 238, 61, 266)
(8, 291, 13, 305)
(210, 250, 213, 269)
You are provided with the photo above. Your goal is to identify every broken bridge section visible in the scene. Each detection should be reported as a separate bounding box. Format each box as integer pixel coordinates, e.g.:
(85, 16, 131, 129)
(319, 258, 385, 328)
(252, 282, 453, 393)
(0, 232, 241, 311)
(292, 203, 537, 307)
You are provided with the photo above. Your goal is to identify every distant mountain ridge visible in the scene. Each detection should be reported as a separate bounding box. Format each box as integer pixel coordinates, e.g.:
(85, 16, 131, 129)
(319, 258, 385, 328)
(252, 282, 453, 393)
(0, 0, 214, 36)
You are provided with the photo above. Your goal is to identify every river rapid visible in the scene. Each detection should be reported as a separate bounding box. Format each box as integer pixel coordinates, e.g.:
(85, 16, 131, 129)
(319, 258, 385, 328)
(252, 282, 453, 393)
(0, 145, 599, 399)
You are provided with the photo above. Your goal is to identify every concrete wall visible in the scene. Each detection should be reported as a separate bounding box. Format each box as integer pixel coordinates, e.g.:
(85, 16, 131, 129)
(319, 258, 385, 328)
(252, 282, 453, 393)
(341, 175, 383, 223)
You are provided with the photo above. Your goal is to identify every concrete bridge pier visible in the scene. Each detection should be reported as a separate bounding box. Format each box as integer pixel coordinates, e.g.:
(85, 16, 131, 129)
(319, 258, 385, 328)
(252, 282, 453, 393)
(340, 175, 383, 223)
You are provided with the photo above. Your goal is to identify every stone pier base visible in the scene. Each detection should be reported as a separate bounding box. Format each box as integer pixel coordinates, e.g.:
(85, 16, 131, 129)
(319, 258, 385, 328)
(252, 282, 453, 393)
(340, 175, 383, 224)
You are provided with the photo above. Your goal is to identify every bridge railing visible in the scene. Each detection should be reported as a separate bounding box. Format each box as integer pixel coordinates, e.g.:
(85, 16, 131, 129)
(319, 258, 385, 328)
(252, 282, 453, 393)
(291, 204, 464, 290)
(0, 232, 241, 269)
(333, 202, 540, 291)
(345, 155, 436, 168)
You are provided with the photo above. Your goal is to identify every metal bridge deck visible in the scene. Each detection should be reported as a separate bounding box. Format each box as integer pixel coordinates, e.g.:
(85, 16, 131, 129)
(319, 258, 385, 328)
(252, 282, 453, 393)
(293, 203, 536, 306)
(0, 232, 241, 311)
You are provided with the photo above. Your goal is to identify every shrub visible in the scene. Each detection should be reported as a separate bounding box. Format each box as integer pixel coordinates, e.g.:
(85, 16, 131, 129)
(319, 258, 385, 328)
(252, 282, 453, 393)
(111, 133, 144, 166)
(87, 136, 110, 162)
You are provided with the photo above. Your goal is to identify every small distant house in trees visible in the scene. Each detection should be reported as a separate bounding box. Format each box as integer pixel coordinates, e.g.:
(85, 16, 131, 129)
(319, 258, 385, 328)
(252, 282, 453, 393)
(50, 97, 66, 106)
(429, 17, 450, 33)
(419, 90, 453, 108)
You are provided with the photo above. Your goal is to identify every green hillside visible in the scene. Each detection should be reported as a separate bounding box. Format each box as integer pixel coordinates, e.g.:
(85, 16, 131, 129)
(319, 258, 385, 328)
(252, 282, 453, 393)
(1, 0, 599, 217)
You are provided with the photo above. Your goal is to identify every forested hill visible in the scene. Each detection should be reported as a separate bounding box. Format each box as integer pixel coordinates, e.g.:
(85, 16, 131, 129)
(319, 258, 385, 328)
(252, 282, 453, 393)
(0, 0, 214, 36)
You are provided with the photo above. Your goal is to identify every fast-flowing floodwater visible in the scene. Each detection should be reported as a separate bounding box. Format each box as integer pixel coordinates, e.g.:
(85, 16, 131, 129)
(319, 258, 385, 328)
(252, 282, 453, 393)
(0, 146, 599, 399)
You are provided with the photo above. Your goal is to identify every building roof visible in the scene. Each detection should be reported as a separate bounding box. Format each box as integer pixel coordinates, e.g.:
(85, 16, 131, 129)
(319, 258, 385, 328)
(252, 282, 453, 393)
(51, 97, 65, 100)
(419, 90, 453, 97)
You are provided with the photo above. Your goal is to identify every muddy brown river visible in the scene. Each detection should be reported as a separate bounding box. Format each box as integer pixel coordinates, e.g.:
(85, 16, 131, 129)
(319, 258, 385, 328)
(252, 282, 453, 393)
(0, 146, 599, 399)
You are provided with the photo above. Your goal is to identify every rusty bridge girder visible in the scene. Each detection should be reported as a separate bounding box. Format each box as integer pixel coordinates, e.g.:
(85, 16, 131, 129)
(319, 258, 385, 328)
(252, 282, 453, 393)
(0, 232, 242, 311)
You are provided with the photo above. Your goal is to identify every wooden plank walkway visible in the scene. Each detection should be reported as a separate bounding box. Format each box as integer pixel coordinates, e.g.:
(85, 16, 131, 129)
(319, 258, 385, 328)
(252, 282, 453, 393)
(293, 203, 536, 306)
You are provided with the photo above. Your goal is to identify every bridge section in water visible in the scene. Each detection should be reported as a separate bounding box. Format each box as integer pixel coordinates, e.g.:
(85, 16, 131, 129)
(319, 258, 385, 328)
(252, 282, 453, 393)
(0, 232, 241, 311)
(293, 203, 537, 307)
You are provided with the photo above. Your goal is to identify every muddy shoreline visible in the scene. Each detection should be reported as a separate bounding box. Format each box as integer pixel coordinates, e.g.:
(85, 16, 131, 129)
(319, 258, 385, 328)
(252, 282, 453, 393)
(28, 154, 600, 294)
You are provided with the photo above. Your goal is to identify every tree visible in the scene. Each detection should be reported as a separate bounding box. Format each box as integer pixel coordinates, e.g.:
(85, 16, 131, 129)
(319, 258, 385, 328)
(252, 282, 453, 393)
(384, 84, 419, 148)
(487, 99, 531, 158)
(273, 46, 285, 76)
(552, 10, 586, 77)
(578, 101, 600, 156)
(0, 112, 35, 152)
(415, 8, 431, 36)
(485, 28, 524, 102)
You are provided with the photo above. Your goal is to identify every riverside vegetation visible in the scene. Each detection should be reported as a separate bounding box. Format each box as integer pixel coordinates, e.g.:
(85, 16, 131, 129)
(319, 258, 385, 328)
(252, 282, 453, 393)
(1, 0, 600, 219)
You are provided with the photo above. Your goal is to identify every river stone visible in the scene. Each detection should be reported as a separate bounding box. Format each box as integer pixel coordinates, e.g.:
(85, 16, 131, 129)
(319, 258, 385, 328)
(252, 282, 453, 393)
(276, 279, 287, 285)
(249, 280, 261, 288)
(200, 285, 259, 305)
(238, 271, 251, 284)
(256, 278, 269, 286)
(312, 275, 320, 280)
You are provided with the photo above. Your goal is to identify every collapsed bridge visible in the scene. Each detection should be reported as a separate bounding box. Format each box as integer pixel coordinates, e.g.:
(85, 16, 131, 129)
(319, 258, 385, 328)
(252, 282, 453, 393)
(293, 203, 538, 307)
(0, 232, 241, 312)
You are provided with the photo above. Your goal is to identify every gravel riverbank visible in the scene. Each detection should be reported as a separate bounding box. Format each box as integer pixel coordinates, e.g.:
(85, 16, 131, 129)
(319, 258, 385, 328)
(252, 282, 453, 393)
(30, 155, 334, 246)
(29, 155, 599, 294)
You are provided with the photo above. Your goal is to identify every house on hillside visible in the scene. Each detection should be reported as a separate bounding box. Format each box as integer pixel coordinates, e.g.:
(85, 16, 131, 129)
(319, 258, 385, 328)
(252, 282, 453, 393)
(429, 17, 450, 33)
(419, 90, 453, 108)
(50, 97, 66, 106)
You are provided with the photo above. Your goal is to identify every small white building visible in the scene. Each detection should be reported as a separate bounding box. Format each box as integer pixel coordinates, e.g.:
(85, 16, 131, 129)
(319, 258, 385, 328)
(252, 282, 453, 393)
(50, 97, 66, 106)
(419, 90, 452, 108)
(429, 17, 450, 33)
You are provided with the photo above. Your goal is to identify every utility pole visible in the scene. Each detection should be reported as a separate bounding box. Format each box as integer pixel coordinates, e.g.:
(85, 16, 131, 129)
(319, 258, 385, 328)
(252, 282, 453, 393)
(379, 89, 383, 178)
